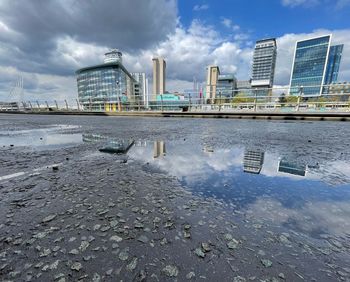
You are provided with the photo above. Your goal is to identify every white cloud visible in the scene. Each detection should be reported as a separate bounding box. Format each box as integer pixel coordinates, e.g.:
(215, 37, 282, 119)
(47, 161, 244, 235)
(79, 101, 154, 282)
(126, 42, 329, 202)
(281, 0, 320, 7)
(221, 18, 240, 31)
(193, 4, 209, 11)
(336, 0, 350, 9)
(282, 0, 350, 8)
(247, 197, 350, 236)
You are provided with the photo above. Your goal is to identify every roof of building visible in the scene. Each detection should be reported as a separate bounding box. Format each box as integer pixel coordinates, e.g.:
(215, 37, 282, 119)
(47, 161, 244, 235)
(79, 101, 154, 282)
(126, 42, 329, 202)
(256, 38, 276, 44)
(75, 62, 136, 82)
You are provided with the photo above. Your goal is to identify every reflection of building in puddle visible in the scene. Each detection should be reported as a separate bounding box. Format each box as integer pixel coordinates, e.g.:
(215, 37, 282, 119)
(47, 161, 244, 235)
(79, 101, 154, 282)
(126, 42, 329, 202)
(278, 158, 307, 176)
(154, 141, 166, 158)
(134, 140, 147, 147)
(243, 150, 265, 174)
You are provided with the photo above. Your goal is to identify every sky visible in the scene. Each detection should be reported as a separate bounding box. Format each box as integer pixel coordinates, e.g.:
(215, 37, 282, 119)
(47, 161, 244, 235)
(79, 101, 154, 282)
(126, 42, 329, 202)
(0, 0, 350, 101)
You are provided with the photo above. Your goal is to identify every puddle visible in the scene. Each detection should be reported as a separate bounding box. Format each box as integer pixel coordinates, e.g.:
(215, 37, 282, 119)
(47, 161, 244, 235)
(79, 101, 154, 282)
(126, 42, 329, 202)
(129, 140, 350, 238)
(0, 125, 82, 149)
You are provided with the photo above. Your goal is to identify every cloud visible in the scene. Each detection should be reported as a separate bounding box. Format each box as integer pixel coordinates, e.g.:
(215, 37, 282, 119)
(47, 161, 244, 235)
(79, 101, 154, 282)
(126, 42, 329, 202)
(221, 18, 240, 31)
(193, 4, 209, 11)
(281, 0, 320, 7)
(247, 197, 350, 236)
(0, 0, 350, 101)
(282, 0, 350, 9)
(336, 0, 350, 8)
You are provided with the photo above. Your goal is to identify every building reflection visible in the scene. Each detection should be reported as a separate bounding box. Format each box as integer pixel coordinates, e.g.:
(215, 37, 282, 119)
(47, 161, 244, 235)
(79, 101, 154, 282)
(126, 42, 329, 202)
(278, 158, 307, 176)
(243, 150, 265, 174)
(154, 141, 166, 158)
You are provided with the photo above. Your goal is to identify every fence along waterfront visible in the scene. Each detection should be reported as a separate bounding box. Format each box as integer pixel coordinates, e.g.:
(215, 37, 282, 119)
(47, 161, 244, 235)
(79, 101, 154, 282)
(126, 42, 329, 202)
(1, 85, 350, 113)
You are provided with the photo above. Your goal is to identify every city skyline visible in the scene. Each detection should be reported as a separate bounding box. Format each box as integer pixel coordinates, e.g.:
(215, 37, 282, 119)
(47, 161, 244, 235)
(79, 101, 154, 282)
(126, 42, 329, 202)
(0, 0, 350, 101)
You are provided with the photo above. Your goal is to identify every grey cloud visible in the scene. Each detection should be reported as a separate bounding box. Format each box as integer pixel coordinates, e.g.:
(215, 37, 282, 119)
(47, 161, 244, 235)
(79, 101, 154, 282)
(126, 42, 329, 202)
(0, 0, 177, 75)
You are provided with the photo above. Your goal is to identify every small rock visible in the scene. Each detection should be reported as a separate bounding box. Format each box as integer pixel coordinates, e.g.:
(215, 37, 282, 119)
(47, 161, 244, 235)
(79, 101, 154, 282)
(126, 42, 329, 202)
(186, 271, 195, 279)
(194, 248, 205, 258)
(119, 248, 129, 261)
(110, 235, 123, 242)
(162, 265, 179, 277)
(126, 257, 138, 271)
(261, 259, 273, 268)
(233, 276, 246, 282)
(227, 239, 239, 249)
(42, 214, 57, 223)
(71, 262, 82, 271)
(201, 242, 211, 252)
(79, 241, 89, 252)
(137, 235, 149, 243)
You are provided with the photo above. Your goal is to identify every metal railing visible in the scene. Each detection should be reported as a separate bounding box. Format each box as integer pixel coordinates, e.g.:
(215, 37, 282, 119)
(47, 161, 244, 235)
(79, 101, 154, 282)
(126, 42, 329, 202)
(1, 85, 350, 113)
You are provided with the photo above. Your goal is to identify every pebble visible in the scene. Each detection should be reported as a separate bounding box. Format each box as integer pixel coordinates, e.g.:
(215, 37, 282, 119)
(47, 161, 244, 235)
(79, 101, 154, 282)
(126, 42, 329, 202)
(71, 262, 82, 271)
(162, 265, 179, 277)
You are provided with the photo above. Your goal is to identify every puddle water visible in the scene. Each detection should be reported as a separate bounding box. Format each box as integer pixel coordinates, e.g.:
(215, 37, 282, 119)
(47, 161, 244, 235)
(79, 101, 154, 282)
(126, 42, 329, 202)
(0, 125, 82, 149)
(129, 140, 350, 239)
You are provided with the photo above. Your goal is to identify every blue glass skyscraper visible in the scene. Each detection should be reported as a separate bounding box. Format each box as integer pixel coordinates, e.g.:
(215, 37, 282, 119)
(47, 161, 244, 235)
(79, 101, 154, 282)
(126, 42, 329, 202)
(289, 35, 331, 96)
(324, 44, 343, 85)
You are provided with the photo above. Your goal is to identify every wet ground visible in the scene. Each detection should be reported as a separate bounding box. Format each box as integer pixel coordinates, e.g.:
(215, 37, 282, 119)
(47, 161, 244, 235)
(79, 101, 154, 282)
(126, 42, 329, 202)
(1, 114, 350, 281)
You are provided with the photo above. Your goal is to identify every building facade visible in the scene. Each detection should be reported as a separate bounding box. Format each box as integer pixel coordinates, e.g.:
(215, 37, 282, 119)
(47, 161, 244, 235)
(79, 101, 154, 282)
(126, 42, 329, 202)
(251, 38, 277, 96)
(76, 49, 137, 111)
(131, 72, 149, 107)
(236, 80, 252, 97)
(324, 44, 344, 86)
(152, 57, 166, 100)
(216, 74, 237, 98)
(329, 82, 350, 101)
(289, 35, 331, 96)
(205, 65, 220, 102)
(243, 150, 265, 174)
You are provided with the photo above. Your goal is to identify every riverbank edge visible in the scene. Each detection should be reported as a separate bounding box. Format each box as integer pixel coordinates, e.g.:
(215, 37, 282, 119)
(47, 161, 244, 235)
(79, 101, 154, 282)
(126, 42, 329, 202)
(1, 110, 350, 121)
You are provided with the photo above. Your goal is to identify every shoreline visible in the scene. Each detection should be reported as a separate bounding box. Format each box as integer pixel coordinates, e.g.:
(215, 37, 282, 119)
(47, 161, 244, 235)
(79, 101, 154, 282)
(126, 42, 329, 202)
(1, 110, 350, 121)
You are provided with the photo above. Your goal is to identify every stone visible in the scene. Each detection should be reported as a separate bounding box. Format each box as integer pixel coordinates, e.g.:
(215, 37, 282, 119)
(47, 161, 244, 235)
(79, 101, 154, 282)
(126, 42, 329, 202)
(79, 241, 89, 252)
(186, 271, 196, 279)
(69, 249, 79, 255)
(233, 276, 246, 282)
(194, 248, 205, 258)
(126, 257, 138, 271)
(71, 262, 82, 271)
(137, 235, 149, 243)
(227, 239, 239, 249)
(201, 242, 211, 252)
(162, 265, 179, 277)
(261, 259, 273, 268)
(92, 273, 101, 282)
(110, 235, 123, 242)
(119, 248, 129, 261)
(39, 248, 51, 257)
(42, 214, 57, 223)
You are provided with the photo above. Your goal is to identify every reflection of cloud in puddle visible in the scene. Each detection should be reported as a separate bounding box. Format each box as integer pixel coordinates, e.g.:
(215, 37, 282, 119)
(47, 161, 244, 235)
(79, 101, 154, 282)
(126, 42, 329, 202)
(131, 145, 243, 184)
(247, 197, 350, 236)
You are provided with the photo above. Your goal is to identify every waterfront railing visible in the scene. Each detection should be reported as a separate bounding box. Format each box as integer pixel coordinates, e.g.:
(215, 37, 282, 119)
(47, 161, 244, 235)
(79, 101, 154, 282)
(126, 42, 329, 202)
(1, 85, 350, 113)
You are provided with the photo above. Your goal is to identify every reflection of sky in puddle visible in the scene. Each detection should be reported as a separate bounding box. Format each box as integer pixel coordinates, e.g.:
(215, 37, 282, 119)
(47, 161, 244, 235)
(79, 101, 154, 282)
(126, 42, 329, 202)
(0, 125, 82, 149)
(129, 141, 350, 238)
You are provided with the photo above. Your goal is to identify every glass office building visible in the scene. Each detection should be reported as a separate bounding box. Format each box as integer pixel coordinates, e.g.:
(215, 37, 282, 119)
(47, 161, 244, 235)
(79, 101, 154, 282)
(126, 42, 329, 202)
(324, 44, 343, 86)
(76, 50, 137, 111)
(216, 74, 237, 98)
(289, 35, 331, 96)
